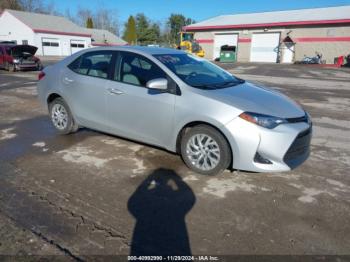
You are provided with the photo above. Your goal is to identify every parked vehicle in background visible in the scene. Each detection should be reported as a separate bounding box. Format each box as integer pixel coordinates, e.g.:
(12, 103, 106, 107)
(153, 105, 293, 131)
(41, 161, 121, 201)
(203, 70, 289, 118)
(296, 52, 325, 64)
(37, 46, 312, 175)
(0, 43, 42, 72)
(177, 32, 205, 58)
(342, 54, 350, 67)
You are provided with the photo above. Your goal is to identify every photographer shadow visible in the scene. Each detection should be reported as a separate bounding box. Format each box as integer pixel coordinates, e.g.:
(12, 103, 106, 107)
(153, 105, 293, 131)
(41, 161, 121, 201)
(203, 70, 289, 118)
(128, 168, 196, 256)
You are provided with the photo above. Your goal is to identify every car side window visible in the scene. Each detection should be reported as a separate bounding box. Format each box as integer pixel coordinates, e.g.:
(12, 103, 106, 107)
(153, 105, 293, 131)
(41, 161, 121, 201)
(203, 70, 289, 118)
(116, 52, 166, 87)
(68, 51, 113, 79)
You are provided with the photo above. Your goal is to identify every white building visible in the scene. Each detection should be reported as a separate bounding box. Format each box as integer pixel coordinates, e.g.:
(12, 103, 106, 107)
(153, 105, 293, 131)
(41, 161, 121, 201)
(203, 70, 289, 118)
(0, 9, 126, 56)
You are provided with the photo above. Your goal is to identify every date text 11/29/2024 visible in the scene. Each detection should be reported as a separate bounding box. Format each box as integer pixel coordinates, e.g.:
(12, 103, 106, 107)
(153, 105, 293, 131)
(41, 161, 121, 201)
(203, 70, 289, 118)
(128, 255, 219, 261)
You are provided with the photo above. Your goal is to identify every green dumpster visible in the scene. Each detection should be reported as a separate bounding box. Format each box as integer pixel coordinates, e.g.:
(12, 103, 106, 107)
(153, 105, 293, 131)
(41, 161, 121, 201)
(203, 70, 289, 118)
(220, 45, 237, 63)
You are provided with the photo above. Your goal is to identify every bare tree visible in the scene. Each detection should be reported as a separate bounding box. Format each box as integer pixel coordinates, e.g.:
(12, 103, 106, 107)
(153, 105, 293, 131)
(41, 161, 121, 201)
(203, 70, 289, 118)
(73, 6, 120, 36)
(19, 0, 43, 12)
(94, 8, 119, 36)
(0, 0, 22, 11)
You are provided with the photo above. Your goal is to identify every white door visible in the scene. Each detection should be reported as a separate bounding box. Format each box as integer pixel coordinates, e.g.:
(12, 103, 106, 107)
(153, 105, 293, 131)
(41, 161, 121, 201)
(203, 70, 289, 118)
(70, 40, 86, 54)
(282, 43, 295, 63)
(42, 38, 60, 56)
(214, 34, 238, 60)
(250, 33, 280, 63)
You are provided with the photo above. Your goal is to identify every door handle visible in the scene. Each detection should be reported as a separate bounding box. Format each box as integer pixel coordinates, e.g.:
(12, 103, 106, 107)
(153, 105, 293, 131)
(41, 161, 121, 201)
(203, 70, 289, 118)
(63, 77, 74, 83)
(108, 88, 124, 95)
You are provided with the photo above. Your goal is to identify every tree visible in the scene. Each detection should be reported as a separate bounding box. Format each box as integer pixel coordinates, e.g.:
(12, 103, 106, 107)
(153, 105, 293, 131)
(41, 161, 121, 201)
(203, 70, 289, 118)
(135, 13, 150, 44)
(147, 23, 161, 44)
(133, 13, 161, 45)
(167, 14, 195, 45)
(94, 8, 120, 36)
(123, 15, 137, 44)
(0, 0, 58, 14)
(0, 0, 22, 11)
(86, 17, 94, 28)
(75, 7, 119, 36)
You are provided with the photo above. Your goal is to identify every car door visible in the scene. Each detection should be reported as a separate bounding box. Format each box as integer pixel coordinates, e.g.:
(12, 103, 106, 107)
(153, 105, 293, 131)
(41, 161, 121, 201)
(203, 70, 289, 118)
(61, 50, 115, 131)
(105, 51, 176, 147)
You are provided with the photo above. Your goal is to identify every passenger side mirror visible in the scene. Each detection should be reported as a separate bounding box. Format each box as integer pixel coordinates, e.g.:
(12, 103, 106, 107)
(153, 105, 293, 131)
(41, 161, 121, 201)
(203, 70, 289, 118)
(146, 78, 168, 90)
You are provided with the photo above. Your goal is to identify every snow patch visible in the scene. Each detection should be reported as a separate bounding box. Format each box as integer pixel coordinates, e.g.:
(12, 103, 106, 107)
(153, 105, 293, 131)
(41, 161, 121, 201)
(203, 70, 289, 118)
(203, 177, 256, 198)
(57, 146, 111, 168)
(183, 175, 199, 182)
(0, 128, 17, 141)
(32, 142, 46, 148)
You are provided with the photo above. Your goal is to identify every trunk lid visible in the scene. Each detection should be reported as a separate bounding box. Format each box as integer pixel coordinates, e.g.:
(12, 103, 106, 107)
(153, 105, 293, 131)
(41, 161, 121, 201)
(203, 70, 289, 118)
(9, 45, 38, 57)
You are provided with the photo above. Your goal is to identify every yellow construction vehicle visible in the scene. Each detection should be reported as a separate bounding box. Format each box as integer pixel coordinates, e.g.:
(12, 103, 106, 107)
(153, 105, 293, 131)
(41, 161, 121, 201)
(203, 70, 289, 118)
(178, 32, 205, 57)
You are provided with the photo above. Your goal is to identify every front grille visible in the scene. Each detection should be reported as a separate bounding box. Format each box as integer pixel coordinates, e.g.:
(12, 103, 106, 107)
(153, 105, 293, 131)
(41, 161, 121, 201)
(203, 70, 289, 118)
(283, 127, 312, 168)
(286, 115, 308, 123)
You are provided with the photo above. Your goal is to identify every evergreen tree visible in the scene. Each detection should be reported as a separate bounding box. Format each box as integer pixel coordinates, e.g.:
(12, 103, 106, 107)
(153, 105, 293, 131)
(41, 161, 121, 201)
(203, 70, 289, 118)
(123, 15, 137, 44)
(86, 17, 94, 28)
(135, 13, 149, 44)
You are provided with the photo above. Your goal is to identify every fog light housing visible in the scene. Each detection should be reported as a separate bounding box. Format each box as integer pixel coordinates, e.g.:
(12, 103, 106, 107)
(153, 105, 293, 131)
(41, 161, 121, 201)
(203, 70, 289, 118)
(254, 152, 272, 164)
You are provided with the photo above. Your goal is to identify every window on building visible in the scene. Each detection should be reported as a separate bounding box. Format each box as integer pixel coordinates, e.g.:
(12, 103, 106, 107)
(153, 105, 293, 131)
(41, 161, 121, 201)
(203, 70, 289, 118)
(22, 40, 28, 45)
(43, 41, 59, 47)
(70, 43, 85, 48)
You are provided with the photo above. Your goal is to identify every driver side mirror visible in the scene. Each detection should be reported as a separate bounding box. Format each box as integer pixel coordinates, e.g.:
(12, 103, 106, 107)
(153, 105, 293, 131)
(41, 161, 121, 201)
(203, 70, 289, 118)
(146, 78, 168, 90)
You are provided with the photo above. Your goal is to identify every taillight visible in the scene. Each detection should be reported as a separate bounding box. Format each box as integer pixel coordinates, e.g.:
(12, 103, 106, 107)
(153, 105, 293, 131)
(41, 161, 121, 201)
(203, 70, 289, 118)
(38, 71, 45, 80)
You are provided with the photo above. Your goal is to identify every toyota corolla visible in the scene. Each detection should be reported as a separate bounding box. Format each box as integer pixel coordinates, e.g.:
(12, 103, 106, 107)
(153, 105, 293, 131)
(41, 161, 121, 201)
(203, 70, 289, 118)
(37, 46, 312, 175)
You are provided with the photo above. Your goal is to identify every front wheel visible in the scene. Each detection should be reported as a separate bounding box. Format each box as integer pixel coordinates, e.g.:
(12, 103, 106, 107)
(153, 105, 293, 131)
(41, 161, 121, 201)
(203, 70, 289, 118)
(180, 125, 231, 175)
(49, 97, 78, 135)
(6, 62, 15, 72)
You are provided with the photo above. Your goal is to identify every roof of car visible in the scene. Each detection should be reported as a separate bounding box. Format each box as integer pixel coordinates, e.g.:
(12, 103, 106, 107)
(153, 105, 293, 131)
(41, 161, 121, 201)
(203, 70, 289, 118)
(89, 45, 185, 55)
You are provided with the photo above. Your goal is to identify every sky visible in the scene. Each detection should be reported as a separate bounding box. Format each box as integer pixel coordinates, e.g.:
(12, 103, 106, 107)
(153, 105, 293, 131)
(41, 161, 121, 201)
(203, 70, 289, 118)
(54, 0, 350, 24)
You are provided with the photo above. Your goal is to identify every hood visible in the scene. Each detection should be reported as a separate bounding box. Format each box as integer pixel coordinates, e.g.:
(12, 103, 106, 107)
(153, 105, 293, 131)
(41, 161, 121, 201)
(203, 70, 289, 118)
(9, 45, 38, 56)
(200, 82, 305, 118)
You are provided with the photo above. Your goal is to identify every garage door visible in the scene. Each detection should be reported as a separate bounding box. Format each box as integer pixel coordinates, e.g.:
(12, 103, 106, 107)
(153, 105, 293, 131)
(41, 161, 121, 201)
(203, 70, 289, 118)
(70, 40, 86, 54)
(42, 38, 60, 56)
(250, 33, 280, 63)
(213, 34, 238, 60)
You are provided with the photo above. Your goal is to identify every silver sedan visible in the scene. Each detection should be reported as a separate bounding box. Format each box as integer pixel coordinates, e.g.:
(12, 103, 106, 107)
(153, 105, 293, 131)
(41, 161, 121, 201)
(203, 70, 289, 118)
(37, 46, 312, 175)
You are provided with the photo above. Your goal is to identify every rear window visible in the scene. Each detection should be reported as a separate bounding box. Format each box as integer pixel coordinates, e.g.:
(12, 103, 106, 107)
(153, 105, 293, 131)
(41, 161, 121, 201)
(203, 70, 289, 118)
(68, 51, 113, 79)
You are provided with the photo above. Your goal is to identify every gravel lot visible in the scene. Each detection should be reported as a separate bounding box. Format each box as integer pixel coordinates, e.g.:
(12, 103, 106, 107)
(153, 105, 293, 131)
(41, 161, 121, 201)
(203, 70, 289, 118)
(0, 61, 349, 260)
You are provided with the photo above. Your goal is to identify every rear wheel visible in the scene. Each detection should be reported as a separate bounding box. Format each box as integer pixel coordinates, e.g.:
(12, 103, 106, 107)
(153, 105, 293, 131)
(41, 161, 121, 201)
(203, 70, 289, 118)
(49, 97, 78, 135)
(8, 63, 15, 72)
(180, 125, 231, 175)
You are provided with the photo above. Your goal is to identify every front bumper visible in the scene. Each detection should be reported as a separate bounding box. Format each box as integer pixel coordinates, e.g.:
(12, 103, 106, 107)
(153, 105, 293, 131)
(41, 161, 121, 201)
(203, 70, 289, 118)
(222, 117, 312, 172)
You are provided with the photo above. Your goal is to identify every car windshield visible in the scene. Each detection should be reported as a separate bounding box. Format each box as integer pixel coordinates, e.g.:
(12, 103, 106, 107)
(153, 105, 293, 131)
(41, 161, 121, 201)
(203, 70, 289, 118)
(154, 53, 245, 89)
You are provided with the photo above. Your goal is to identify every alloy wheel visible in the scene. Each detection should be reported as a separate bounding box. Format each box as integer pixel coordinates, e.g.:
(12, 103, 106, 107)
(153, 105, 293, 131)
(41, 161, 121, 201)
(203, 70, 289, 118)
(186, 134, 221, 171)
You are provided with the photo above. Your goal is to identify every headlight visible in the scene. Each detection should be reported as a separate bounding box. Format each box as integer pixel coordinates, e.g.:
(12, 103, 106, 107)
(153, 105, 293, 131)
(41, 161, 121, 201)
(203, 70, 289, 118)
(239, 112, 287, 129)
(13, 59, 19, 63)
(305, 112, 312, 125)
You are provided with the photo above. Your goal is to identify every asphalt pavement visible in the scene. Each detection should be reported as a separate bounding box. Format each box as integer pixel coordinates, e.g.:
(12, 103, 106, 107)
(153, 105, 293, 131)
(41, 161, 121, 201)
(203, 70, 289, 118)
(0, 61, 349, 260)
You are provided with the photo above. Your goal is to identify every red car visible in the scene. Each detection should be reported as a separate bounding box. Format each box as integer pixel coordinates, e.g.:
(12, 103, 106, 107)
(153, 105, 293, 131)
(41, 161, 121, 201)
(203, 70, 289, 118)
(0, 43, 42, 72)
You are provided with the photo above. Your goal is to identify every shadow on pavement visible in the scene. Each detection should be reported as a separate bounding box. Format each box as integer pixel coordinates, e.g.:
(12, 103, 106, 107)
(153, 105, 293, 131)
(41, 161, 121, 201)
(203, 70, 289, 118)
(128, 168, 196, 256)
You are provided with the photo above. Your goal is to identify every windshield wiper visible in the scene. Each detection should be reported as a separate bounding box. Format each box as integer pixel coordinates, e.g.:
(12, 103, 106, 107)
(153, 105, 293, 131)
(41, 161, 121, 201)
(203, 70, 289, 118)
(218, 79, 245, 87)
(191, 79, 245, 90)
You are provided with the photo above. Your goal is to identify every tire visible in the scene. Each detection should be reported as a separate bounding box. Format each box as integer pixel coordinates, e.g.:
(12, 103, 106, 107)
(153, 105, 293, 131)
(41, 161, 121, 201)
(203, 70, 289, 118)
(180, 125, 231, 176)
(8, 63, 15, 72)
(49, 97, 79, 135)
